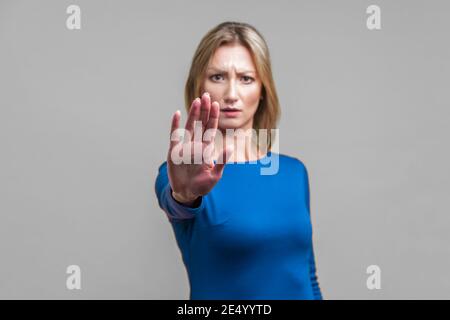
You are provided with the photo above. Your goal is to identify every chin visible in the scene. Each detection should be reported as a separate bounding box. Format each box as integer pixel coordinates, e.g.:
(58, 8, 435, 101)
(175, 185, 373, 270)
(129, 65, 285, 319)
(218, 119, 243, 131)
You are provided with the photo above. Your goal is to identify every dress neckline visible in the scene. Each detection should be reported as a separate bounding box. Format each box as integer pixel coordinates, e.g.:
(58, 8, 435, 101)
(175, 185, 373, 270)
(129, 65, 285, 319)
(225, 151, 274, 165)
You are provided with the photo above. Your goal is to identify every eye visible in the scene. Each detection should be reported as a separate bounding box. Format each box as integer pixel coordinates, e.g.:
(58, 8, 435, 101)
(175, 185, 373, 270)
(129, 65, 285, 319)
(210, 74, 224, 82)
(241, 76, 254, 84)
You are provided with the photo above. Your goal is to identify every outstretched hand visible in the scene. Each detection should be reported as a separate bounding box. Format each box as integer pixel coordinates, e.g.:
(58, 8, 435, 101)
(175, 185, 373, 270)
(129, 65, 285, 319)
(166, 92, 232, 206)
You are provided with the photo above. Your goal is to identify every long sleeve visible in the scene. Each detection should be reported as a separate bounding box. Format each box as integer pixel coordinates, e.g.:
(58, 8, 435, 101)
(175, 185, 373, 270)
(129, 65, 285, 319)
(308, 243, 323, 300)
(302, 160, 324, 300)
(154, 162, 205, 222)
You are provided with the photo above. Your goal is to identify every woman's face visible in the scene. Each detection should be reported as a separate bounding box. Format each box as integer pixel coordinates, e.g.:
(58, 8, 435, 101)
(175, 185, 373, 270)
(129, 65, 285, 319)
(202, 43, 262, 132)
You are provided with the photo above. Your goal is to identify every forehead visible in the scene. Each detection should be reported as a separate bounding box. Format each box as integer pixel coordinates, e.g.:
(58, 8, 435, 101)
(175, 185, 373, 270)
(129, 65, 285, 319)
(208, 44, 256, 71)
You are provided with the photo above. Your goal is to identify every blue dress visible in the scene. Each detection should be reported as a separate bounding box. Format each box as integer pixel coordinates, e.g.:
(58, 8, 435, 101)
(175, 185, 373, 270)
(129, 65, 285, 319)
(154, 152, 323, 299)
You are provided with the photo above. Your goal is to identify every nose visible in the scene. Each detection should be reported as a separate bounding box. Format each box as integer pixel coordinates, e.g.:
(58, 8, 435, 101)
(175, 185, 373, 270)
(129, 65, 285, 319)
(224, 79, 238, 105)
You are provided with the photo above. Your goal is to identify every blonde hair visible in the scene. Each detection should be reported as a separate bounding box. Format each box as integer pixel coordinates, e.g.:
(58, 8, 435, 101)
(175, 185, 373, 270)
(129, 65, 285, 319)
(184, 21, 281, 151)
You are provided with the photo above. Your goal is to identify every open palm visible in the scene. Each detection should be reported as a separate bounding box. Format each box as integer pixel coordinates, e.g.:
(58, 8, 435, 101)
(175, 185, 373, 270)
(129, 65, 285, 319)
(166, 92, 231, 205)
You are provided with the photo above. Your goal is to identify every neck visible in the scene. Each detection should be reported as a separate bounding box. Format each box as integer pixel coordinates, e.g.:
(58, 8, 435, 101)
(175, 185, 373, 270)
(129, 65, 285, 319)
(213, 131, 266, 163)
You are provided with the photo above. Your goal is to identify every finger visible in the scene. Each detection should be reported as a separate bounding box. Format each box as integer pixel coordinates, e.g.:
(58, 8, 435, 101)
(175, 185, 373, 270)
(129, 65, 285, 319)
(169, 110, 181, 149)
(205, 101, 220, 144)
(184, 97, 201, 141)
(199, 92, 211, 130)
(212, 146, 233, 177)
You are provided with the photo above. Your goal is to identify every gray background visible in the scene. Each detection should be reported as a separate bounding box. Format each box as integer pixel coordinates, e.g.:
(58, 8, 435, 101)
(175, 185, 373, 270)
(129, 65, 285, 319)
(0, 0, 449, 299)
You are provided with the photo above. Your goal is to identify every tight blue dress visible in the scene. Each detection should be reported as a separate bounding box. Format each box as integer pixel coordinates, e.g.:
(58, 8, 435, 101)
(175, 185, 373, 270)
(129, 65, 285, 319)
(154, 152, 323, 300)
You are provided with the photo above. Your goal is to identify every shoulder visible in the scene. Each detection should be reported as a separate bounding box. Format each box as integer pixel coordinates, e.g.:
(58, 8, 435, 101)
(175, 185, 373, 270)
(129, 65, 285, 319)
(273, 153, 309, 184)
(155, 161, 169, 184)
(276, 153, 308, 172)
(157, 161, 168, 173)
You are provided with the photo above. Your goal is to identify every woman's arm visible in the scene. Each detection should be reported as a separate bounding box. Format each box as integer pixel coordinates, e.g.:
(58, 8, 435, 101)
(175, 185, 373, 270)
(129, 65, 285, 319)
(155, 162, 205, 222)
(301, 159, 324, 300)
(309, 242, 323, 300)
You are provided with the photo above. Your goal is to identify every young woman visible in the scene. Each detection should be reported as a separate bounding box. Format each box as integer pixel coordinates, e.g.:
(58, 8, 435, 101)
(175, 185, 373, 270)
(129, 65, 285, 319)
(155, 21, 323, 300)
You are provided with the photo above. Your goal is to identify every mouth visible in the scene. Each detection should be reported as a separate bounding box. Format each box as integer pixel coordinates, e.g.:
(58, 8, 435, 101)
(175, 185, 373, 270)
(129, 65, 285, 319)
(220, 108, 242, 118)
(221, 107, 242, 111)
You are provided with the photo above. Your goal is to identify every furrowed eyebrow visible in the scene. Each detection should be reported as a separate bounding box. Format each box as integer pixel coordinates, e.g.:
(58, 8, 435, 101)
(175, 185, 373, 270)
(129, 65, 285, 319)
(207, 68, 256, 75)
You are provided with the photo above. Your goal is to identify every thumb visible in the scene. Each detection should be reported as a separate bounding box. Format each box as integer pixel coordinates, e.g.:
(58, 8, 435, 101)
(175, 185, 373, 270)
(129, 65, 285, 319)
(212, 147, 233, 177)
